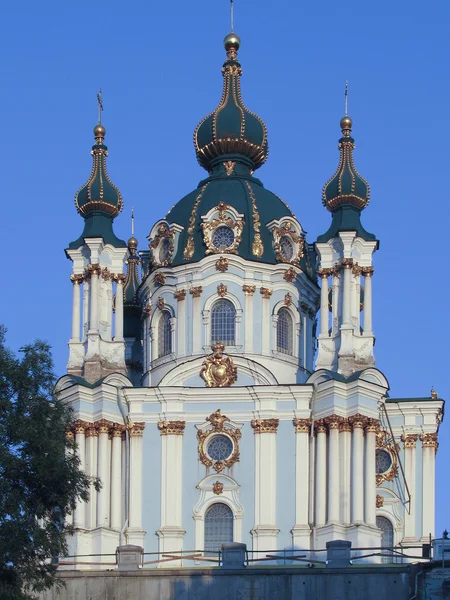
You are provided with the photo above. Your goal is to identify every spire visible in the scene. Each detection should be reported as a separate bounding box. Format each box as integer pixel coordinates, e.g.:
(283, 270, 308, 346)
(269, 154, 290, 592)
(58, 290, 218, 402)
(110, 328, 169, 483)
(69, 102, 126, 249)
(194, 33, 268, 172)
(123, 213, 141, 339)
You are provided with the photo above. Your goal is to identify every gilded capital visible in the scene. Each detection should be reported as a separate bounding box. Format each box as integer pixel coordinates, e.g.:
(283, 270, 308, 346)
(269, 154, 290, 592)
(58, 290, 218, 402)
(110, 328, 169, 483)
(251, 418, 279, 434)
(101, 267, 113, 281)
(401, 433, 419, 448)
(348, 413, 368, 429)
(114, 273, 127, 284)
(96, 418, 113, 435)
(85, 423, 99, 438)
(361, 266, 374, 277)
(317, 268, 333, 278)
(260, 287, 272, 299)
(158, 420, 186, 436)
(352, 263, 362, 276)
(324, 415, 343, 430)
(70, 273, 84, 285)
(72, 419, 90, 434)
(314, 419, 327, 435)
(339, 418, 352, 433)
(190, 286, 203, 298)
(128, 422, 146, 437)
(365, 418, 380, 433)
(420, 432, 438, 450)
(174, 289, 186, 301)
(242, 284, 256, 296)
(293, 418, 312, 433)
(341, 258, 354, 270)
(111, 423, 126, 438)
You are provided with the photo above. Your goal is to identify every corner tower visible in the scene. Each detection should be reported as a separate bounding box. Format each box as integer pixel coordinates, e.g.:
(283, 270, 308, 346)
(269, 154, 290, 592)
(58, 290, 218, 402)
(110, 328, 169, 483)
(315, 115, 378, 376)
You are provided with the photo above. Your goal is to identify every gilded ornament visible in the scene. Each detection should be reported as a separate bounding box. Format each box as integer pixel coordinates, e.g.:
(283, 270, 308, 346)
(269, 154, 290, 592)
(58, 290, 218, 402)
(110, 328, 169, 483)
(420, 433, 438, 451)
(361, 266, 374, 277)
(273, 221, 305, 265)
(217, 283, 228, 297)
(200, 343, 237, 388)
(223, 160, 236, 176)
(183, 184, 209, 260)
(332, 263, 341, 277)
(314, 419, 327, 434)
(201, 201, 244, 256)
(114, 273, 127, 284)
(216, 257, 229, 272)
(376, 495, 384, 508)
(341, 258, 354, 270)
(197, 410, 241, 472)
(70, 273, 84, 285)
(339, 418, 352, 433)
(155, 272, 166, 286)
(127, 422, 145, 437)
(244, 181, 264, 258)
(365, 418, 380, 433)
(401, 433, 419, 448)
(348, 413, 368, 429)
(110, 423, 126, 439)
(87, 263, 100, 276)
(375, 429, 399, 485)
(324, 415, 343, 430)
(174, 289, 187, 301)
(283, 267, 297, 283)
(242, 285, 256, 296)
(293, 418, 312, 433)
(72, 419, 89, 434)
(260, 287, 272, 299)
(85, 424, 98, 438)
(190, 286, 203, 298)
(284, 293, 293, 307)
(101, 267, 113, 281)
(66, 430, 75, 440)
(143, 302, 152, 317)
(352, 263, 362, 276)
(251, 418, 279, 434)
(213, 481, 224, 495)
(157, 297, 165, 309)
(158, 421, 186, 436)
(96, 418, 113, 435)
(431, 388, 438, 399)
(317, 268, 333, 278)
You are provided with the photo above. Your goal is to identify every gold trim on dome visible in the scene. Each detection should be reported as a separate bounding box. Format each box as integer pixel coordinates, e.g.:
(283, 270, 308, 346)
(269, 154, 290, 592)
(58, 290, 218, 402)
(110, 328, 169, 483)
(251, 418, 279, 434)
(375, 429, 399, 485)
(243, 285, 256, 296)
(200, 343, 237, 388)
(201, 202, 244, 256)
(197, 409, 242, 472)
(223, 161, 236, 176)
(183, 184, 209, 260)
(217, 283, 227, 297)
(293, 418, 312, 433)
(244, 181, 264, 257)
(149, 223, 175, 267)
(158, 421, 186, 436)
(216, 257, 229, 272)
(284, 267, 297, 283)
(272, 221, 305, 265)
(213, 481, 224, 495)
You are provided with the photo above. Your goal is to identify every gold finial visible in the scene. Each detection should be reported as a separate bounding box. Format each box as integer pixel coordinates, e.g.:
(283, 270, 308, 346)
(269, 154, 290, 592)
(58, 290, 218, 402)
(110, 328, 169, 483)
(93, 89, 106, 141)
(128, 207, 138, 250)
(345, 80, 348, 116)
(97, 88, 104, 124)
(431, 387, 438, 400)
(131, 206, 135, 236)
(224, 32, 240, 53)
(230, 0, 234, 32)
(339, 81, 352, 134)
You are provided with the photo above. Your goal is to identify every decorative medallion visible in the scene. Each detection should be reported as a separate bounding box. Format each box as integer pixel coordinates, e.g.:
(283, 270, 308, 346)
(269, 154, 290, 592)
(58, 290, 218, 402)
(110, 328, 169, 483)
(223, 161, 236, 176)
(149, 223, 175, 266)
(155, 272, 166, 286)
(196, 409, 242, 472)
(200, 343, 237, 388)
(375, 429, 399, 485)
(272, 221, 305, 265)
(213, 481, 224, 495)
(215, 257, 229, 272)
(183, 184, 209, 260)
(201, 202, 244, 255)
(244, 181, 264, 257)
(217, 283, 228, 297)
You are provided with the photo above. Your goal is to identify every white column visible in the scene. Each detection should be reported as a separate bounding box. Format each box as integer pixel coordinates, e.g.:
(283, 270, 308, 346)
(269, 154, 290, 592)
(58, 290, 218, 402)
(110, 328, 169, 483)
(65, 431, 75, 528)
(96, 420, 110, 528)
(85, 425, 98, 530)
(350, 415, 365, 524)
(175, 291, 187, 356)
(319, 270, 329, 336)
(292, 419, 311, 545)
(421, 433, 437, 540)
(331, 272, 340, 335)
(364, 420, 377, 526)
(128, 423, 145, 539)
(243, 286, 256, 353)
(340, 419, 352, 525)
(110, 425, 124, 531)
(71, 277, 82, 341)
(363, 268, 374, 334)
(73, 421, 87, 529)
(260, 288, 272, 355)
(89, 266, 99, 332)
(114, 276, 124, 341)
(157, 421, 185, 560)
(341, 260, 352, 327)
(252, 419, 279, 550)
(314, 420, 327, 527)
(402, 434, 419, 540)
(100, 272, 113, 340)
(190, 287, 202, 353)
(326, 416, 340, 524)
(82, 279, 90, 340)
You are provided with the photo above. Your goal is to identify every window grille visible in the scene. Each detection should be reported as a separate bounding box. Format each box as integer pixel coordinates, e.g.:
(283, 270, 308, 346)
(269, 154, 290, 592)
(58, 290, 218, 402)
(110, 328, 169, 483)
(277, 308, 293, 354)
(204, 503, 233, 555)
(376, 516, 394, 563)
(158, 310, 172, 358)
(211, 299, 236, 345)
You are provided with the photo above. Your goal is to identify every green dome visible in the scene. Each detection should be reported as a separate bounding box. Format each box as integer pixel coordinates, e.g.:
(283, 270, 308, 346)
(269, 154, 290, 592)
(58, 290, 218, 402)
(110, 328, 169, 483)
(322, 116, 370, 212)
(194, 34, 268, 172)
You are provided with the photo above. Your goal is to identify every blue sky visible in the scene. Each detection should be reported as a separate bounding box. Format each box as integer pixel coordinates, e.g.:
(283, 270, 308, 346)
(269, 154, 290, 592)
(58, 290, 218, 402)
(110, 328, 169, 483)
(0, 0, 448, 533)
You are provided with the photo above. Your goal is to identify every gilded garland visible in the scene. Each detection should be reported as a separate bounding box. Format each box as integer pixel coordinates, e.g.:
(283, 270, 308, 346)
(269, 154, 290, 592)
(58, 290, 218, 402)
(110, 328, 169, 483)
(183, 184, 209, 260)
(244, 181, 264, 257)
(196, 409, 242, 472)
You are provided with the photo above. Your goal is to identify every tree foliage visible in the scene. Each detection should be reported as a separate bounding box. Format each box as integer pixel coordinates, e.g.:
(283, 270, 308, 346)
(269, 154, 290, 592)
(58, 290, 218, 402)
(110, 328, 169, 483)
(0, 326, 95, 599)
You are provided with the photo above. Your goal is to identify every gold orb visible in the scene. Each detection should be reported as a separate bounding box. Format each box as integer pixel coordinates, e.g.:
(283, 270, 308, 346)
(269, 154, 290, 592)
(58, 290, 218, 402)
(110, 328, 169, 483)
(340, 116, 352, 131)
(224, 32, 241, 51)
(128, 236, 138, 249)
(94, 123, 106, 138)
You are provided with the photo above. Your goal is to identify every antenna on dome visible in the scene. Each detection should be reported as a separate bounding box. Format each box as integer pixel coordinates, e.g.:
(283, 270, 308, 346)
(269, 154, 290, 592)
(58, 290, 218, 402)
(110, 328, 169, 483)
(230, 0, 234, 32)
(344, 80, 348, 117)
(131, 206, 135, 236)
(97, 88, 104, 124)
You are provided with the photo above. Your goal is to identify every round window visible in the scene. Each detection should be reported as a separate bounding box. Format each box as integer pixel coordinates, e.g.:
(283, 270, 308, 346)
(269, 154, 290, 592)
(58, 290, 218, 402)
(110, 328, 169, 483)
(207, 435, 233, 461)
(212, 226, 235, 250)
(279, 235, 294, 261)
(159, 238, 171, 263)
(376, 449, 392, 474)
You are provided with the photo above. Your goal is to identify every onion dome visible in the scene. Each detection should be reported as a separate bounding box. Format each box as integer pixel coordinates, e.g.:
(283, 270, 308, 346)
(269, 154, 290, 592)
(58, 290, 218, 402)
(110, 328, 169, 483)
(317, 116, 376, 244)
(68, 124, 126, 249)
(194, 33, 268, 172)
(123, 235, 141, 339)
(322, 116, 370, 211)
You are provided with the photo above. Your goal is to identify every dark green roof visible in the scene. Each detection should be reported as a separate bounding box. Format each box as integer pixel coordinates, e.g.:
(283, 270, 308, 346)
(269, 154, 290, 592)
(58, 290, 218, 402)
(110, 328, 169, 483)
(68, 212, 126, 249)
(316, 205, 377, 244)
(386, 397, 443, 403)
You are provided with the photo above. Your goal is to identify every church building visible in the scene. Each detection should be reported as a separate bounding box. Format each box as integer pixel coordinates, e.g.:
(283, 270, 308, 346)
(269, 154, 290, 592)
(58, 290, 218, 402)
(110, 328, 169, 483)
(58, 31, 443, 563)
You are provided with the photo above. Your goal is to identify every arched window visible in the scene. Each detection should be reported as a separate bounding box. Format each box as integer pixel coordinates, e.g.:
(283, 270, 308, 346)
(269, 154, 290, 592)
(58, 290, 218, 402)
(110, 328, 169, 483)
(377, 516, 394, 563)
(211, 299, 236, 345)
(204, 503, 233, 554)
(158, 310, 172, 358)
(277, 307, 293, 355)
